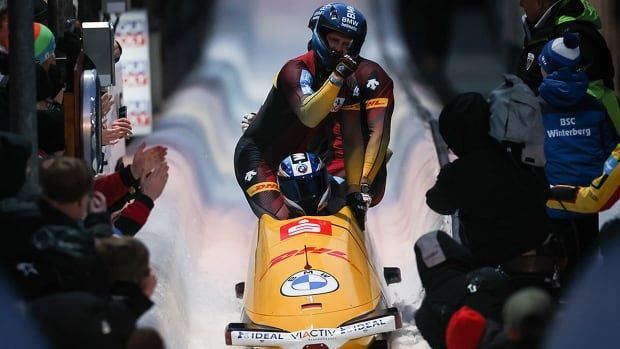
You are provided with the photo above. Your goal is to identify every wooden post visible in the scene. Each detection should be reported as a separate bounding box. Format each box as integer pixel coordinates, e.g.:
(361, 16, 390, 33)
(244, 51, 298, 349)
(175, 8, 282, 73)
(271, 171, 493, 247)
(63, 53, 84, 157)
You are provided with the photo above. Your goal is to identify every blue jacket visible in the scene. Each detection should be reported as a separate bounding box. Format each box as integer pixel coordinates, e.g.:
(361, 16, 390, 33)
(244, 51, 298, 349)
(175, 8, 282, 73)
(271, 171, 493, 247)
(540, 70, 618, 218)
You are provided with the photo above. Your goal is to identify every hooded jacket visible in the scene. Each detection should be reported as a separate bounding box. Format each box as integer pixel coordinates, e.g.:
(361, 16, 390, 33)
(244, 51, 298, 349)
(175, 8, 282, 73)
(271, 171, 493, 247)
(539, 70, 618, 218)
(426, 93, 551, 266)
(517, 0, 613, 91)
(516, 0, 620, 133)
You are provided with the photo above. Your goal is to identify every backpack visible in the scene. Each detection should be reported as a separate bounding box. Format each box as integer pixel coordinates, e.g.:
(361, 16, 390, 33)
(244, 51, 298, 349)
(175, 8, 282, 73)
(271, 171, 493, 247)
(488, 74, 546, 167)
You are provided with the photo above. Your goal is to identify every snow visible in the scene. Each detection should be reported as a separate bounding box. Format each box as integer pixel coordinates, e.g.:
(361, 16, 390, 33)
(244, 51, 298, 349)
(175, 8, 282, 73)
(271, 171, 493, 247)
(134, 1, 445, 348)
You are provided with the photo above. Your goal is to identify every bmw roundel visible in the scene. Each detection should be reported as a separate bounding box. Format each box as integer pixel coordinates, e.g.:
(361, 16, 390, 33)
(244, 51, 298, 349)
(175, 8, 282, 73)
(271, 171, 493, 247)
(281, 269, 339, 297)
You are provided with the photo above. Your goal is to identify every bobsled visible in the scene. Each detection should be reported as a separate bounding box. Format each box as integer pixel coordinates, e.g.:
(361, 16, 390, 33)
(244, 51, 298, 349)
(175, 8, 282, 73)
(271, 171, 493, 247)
(225, 206, 402, 349)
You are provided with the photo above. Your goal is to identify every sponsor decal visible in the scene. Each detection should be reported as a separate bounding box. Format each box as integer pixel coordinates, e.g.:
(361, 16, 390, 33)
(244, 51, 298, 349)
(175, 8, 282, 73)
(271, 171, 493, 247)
(331, 97, 346, 112)
(121, 59, 150, 87)
(126, 100, 152, 127)
(246, 182, 279, 197)
(280, 218, 332, 240)
(300, 69, 314, 96)
(16, 262, 39, 276)
(365, 98, 389, 109)
(546, 128, 592, 138)
(604, 155, 618, 175)
(281, 269, 339, 297)
(268, 247, 349, 269)
(236, 331, 286, 341)
(297, 164, 308, 174)
(366, 78, 380, 90)
(244, 170, 257, 182)
(340, 103, 360, 111)
(115, 17, 147, 48)
(526, 52, 535, 71)
(338, 317, 389, 335)
(231, 316, 395, 345)
(353, 85, 360, 96)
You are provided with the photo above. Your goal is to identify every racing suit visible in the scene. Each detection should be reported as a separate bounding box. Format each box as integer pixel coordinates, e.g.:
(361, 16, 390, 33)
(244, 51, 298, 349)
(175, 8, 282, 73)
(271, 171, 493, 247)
(328, 57, 394, 206)
(234, 50, 359, 219)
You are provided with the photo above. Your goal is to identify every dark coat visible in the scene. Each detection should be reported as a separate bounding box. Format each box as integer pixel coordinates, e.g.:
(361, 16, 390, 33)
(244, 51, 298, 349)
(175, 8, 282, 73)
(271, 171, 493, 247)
(426, 93, 551, 266)
(516, 0, 615, 92)
(0, 199, 109, 300)
(29, 288, 153, 349)
(414, 231, 513, 349)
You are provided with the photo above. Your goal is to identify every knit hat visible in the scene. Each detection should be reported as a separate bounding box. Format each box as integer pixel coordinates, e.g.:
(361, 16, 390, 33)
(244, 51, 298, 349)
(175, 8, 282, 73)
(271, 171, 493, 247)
(503, 288, 552, 330)
(446, 306, 487, 349)
(538, 32, 581, 73)
(33, 22, 55, 64)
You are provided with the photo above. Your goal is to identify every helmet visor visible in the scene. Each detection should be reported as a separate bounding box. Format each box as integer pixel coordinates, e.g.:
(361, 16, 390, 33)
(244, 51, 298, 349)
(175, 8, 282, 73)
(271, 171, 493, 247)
(278, 172, 328, 215)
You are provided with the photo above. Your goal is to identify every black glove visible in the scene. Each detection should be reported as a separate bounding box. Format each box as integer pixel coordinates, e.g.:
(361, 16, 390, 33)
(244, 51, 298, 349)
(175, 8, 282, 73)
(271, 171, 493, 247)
(549, 185, 579, 201)
(333, 54, 358, 79)
(346, 192, 370, 230)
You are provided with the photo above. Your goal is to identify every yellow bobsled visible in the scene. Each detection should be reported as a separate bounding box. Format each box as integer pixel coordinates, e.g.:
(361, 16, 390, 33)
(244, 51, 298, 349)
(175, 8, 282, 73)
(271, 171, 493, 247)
(225, 206, 401, 349)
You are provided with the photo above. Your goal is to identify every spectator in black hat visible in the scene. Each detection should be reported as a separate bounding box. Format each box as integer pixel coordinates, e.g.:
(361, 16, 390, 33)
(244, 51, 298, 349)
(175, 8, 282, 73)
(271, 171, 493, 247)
(426, 92, 551, 266)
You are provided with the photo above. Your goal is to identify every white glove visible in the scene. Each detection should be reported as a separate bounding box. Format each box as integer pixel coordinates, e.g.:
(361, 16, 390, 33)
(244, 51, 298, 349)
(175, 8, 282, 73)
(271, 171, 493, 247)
(241, 112, 257, 133)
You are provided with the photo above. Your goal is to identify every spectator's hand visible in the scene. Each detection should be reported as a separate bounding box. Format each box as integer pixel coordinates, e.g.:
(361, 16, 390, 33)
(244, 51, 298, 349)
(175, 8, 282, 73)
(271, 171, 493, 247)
(141, 162, 169, 200)
(241, 112, 256, 133)
(333, 54, 358, 79)
(89, 191, 108, 214)
(102, 118, 132, 145)
(131, 143, 168, 180)
(346, 192, 370, 229)
(101, 92, 114, 117)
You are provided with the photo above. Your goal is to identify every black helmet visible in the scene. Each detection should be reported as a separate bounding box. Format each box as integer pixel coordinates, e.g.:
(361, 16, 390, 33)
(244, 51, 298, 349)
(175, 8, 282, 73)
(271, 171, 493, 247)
(277, 152, 331, 216)
(309, 3, 367, 68)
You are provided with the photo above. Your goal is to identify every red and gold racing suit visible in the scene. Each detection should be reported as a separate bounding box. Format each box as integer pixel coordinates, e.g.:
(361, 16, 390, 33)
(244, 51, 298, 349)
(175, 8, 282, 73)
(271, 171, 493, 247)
(234, 50, 359, 219)
(327, 57, 394, 206)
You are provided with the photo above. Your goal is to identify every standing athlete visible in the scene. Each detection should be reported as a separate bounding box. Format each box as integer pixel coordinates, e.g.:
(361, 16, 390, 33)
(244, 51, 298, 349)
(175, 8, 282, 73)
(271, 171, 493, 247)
(234, 3, 366, 220)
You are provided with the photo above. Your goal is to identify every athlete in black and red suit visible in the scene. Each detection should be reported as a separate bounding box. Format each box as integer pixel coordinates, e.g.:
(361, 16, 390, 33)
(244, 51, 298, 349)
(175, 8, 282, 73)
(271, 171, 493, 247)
(234, 3, 367, 220)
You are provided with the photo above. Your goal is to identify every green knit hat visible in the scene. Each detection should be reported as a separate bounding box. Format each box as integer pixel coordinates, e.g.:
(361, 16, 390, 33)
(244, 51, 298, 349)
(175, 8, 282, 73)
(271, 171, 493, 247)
(33, 22, 55, 64)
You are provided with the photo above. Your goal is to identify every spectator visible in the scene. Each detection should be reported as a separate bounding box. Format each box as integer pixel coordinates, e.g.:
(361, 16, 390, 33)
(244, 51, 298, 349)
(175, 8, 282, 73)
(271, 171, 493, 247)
(414, 230, 513, 349)
(30, 291, 137, 349)
(538, 32, 617, 281)
(4, 157, 109, 299)
(516, 0, 620, 134)
(33, 22, 65, 155)
(426, 92, 550, 266)
(544, 238, 620, 349)
(101, 91, 133, 146)
(94, 143, 168, 235)
(96, 236, 156, 321)
(502, 288, 553, 349)
(446, 306, 487, 349)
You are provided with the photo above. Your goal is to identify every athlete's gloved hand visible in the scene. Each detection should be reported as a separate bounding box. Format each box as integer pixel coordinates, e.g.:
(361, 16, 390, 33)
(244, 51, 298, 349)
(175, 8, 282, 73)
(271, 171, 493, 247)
(333, 54, 358, 79)
(241, 112, 256, 133)
(346, 192, 371, 230)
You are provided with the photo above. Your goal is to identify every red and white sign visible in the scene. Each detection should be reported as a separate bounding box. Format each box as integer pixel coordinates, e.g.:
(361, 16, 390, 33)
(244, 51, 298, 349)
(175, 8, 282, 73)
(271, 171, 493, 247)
(115, 11, 152, 135)
(280, 218, 332, 240)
